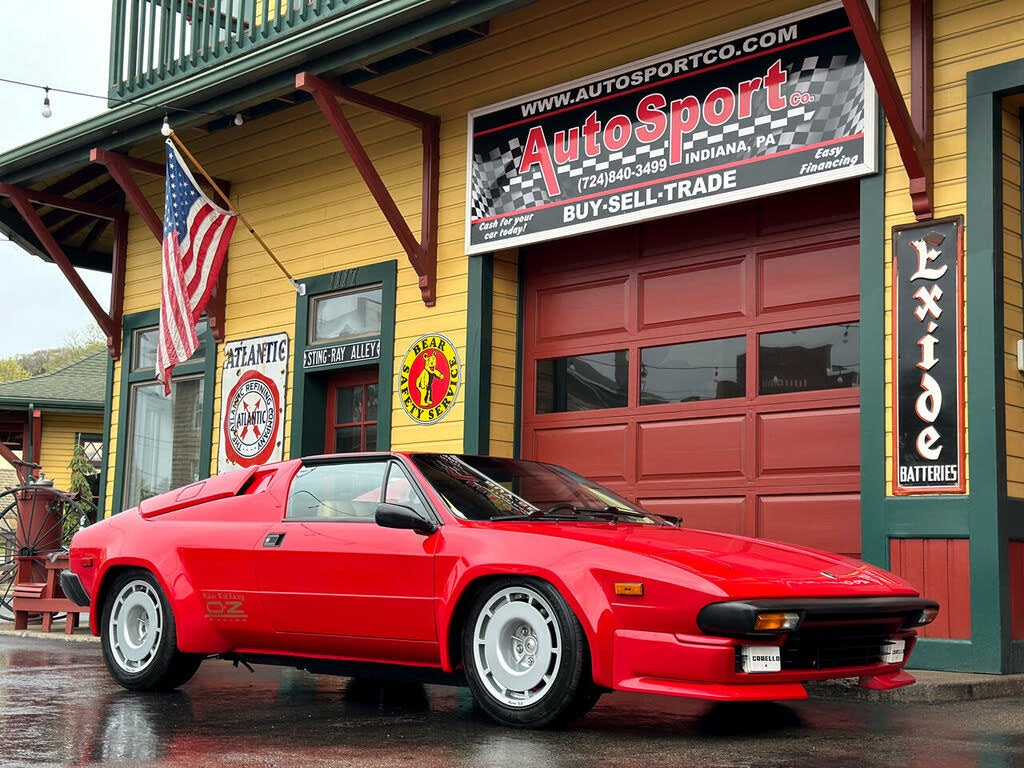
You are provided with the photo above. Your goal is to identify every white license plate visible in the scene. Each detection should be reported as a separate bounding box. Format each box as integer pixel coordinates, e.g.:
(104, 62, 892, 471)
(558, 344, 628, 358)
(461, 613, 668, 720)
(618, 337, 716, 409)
(881, 639, 906, 664)
(741, 645, 781, 673)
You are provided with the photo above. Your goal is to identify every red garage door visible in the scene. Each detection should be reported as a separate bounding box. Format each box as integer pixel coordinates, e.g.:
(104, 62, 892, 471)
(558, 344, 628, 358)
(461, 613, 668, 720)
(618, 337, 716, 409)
(521, 183, 862, 558)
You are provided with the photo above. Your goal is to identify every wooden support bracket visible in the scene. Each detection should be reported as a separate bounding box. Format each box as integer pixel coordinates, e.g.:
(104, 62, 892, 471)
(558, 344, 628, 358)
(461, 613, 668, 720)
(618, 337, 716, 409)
(91, 148, 232, 341)
(0, 183, 125, 359)
(297, 72, 439, 307)
(843, 0, 933, 220)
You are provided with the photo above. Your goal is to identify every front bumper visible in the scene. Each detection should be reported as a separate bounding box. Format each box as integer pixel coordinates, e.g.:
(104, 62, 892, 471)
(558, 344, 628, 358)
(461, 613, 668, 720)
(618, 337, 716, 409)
(610, 627, 919, 702)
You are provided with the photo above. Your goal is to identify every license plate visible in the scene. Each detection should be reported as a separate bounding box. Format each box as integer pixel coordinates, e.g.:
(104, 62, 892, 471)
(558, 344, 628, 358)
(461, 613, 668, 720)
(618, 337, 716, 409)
(881, 639, 906, 664)
(741, 645, 781, 673)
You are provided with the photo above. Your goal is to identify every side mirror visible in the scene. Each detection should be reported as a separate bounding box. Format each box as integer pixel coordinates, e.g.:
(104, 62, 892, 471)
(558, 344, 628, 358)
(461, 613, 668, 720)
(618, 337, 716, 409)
(375, 502, 438, 536)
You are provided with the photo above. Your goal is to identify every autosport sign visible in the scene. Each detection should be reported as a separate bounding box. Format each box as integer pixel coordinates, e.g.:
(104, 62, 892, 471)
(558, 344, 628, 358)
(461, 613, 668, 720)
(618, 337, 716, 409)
(218, 333, 289, 471)
(892, 217, 965, 495)
(465, 1, 875, 254)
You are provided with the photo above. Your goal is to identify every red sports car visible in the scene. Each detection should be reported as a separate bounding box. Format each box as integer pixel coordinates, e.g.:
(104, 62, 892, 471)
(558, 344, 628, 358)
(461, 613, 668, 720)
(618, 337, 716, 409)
(63, 453, 938, 728)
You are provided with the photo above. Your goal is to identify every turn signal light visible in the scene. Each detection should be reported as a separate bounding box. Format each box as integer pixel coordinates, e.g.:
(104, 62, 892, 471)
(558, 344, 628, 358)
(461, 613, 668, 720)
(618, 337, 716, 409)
(914, 607, 939, 626)
(753, 611, 800, 632)
(614, 582, 644, 597)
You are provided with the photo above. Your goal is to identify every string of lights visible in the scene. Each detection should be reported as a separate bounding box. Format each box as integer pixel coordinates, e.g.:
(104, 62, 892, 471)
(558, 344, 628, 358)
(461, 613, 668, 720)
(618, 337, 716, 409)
(0, 76, 243, 126)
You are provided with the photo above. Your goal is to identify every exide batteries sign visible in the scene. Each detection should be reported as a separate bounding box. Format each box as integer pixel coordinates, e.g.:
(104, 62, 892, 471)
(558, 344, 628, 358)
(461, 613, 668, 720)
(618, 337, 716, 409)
(892, 217, 965, 495)
(465, 1, 876, 254)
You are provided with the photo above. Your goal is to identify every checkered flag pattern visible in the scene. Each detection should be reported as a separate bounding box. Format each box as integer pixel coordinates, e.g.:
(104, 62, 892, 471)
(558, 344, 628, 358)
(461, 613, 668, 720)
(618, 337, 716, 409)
(469, 52, 865, 220)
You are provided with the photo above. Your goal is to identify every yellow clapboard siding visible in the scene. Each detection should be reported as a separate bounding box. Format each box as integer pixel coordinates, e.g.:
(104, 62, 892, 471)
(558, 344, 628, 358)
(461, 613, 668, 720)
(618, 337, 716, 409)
(39, 413, 103, 493)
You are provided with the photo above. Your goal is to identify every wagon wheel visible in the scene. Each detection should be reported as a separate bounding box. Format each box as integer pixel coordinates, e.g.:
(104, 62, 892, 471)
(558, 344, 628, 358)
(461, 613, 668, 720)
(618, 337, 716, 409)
(0, 485, 96, 622)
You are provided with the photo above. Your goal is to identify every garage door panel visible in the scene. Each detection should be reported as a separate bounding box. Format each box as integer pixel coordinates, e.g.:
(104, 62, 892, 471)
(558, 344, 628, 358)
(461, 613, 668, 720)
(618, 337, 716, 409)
(760, 241, 859, 312)
(534, 277, 630, 342)
(639, 258, 746, 329)
(637, 417, 746, 481)
(758, 407, 860, 475)
(532, 424, 630, 483)
(639, 496, 746, 535)
(757, 494, 861, 558)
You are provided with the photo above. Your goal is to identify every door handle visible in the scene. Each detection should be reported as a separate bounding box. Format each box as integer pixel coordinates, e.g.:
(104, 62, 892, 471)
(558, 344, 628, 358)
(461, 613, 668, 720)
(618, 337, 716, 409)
(263, 533, 286, 547)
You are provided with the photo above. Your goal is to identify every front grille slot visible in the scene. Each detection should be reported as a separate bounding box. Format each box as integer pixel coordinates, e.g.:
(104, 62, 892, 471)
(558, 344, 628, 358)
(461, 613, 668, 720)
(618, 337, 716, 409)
(779, 626, 895, 671)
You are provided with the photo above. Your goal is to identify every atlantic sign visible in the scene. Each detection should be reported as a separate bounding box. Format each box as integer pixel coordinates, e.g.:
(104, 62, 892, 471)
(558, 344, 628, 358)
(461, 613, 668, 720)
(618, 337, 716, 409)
(892, 217, 965, 495)
(465, 1, 876, 254)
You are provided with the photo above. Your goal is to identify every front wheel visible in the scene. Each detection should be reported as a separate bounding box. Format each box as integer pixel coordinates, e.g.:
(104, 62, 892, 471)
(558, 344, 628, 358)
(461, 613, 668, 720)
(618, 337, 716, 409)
(462, 578, 593, 728)
(100, 570, 202, 691)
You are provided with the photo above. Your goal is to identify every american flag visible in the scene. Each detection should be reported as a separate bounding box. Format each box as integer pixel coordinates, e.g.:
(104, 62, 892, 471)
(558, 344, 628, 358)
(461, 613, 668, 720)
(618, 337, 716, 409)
(156, 140, 237, 393)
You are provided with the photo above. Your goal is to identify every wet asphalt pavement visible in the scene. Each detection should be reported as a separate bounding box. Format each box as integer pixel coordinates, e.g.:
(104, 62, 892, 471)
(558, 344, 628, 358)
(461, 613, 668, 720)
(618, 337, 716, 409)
(1, 633, 1022, 768)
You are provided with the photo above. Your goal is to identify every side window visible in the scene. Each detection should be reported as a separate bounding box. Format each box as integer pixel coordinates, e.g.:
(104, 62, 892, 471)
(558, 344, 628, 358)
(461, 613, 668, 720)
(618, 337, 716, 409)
(384, 463, 429, 518)
(286, 461, 387, 521)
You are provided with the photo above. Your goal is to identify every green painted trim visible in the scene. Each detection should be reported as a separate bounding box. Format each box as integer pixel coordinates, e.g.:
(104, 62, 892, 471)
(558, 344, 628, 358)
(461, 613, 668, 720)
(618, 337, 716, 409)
(965, 72, 1014, 673)
(97, 354, 114, 519)
(290, 261, 397, 458)
(859, 106, 889, 569)
(464, 254, 494, 454)
(908, 638, 975, 671)
(110, 309, 217, 514)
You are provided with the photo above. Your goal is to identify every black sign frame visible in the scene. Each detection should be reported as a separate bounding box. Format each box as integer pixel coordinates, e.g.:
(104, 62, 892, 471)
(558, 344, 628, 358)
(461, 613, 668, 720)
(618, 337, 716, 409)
(465, 0, 876, 254)
(891, 215, 965, 495)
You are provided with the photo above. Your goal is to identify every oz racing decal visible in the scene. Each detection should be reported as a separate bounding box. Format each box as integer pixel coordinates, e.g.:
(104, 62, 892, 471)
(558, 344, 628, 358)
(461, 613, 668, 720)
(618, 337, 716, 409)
(223, 370, 281, 466)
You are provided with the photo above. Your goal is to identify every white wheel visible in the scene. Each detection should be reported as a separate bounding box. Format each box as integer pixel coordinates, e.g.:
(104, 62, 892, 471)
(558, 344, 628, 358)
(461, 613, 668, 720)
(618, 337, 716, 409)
(472, 585, 563, 708)
(100, 570, 202, 691)
(462, 578, 592, 728)
(107, 579, 165, 674)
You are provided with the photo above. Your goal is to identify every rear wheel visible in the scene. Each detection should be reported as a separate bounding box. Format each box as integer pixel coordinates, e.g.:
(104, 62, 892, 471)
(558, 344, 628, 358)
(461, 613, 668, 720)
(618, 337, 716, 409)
(462, 578, 594, 728)
(101, 570, 202, 690)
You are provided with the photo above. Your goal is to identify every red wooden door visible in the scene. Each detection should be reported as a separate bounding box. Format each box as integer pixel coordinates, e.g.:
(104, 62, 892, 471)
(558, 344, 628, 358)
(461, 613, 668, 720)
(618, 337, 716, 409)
(325, 368, 379, 453)
(521, 183, 863, 557)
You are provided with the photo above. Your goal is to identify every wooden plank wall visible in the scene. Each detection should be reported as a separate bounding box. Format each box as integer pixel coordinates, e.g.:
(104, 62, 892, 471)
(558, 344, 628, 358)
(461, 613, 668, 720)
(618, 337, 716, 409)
(39, 412, 103, 493)
(890, 537, 971, 639)
(1004, 102, 1024, 496)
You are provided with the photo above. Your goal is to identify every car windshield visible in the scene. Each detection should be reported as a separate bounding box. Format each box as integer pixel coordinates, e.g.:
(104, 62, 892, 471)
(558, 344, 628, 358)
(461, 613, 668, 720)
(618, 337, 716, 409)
(409, 454, 669, 525)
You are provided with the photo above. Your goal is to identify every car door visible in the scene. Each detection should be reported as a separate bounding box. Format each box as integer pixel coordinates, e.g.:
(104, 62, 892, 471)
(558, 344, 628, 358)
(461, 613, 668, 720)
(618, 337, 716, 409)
(253, 457, 439, 661)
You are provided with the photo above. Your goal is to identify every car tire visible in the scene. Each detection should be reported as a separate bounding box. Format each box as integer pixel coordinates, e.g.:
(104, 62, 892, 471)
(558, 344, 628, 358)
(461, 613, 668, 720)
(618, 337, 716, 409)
(100, 570, 202, 691)
(462, 577, 592, 728)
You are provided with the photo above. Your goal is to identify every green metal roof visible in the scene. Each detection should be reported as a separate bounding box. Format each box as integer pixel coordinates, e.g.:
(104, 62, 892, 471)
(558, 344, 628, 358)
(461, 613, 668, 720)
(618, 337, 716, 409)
(0, 351, 106, 412)
(0, 0, 534, 186)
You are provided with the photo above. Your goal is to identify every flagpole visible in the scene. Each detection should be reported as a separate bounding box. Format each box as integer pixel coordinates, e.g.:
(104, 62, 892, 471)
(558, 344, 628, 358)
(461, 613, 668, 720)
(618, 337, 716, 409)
(167, 130, 306, 296)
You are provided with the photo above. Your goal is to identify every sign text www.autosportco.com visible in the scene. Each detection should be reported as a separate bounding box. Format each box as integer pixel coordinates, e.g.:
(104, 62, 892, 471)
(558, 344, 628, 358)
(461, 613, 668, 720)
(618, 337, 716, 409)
(465, 1, 875, 254)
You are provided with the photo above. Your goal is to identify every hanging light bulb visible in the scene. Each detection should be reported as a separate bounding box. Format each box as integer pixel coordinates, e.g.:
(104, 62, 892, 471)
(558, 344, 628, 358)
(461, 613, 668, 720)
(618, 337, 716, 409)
(233, 113, 244, 127)
(161, 115, 172, 137)
(41, 87, 52, 118)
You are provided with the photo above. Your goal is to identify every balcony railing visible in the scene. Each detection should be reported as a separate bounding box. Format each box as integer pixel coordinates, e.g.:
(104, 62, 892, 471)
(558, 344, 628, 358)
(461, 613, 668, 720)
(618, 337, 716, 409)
(109, 0, 373, 101)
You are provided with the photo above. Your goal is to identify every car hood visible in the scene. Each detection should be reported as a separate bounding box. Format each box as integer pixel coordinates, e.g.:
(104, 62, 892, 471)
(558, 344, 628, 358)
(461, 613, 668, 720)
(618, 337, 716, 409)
(488, 522, 915, 598)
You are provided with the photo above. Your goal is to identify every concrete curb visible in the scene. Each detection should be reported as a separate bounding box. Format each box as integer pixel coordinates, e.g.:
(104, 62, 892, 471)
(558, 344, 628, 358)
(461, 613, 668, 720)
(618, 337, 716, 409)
(807, 670, 1024, 703)
(0, 625, 98, 643)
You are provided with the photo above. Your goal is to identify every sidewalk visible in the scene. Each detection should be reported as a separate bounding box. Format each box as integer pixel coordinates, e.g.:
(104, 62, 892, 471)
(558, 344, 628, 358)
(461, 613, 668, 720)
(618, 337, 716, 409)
(807, 669, 1024, 703)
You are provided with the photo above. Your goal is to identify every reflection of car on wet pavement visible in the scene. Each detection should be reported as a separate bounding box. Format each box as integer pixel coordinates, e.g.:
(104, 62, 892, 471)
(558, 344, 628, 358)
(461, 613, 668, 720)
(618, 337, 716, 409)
(62, 452, 939, 728)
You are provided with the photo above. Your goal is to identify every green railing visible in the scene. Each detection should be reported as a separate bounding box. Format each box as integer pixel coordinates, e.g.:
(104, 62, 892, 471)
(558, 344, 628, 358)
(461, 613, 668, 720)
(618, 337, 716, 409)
(109, 0, 372, 100)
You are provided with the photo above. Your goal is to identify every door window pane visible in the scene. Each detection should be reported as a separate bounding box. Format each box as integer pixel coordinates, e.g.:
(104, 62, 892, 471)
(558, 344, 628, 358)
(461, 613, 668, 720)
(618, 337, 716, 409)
(536, 351, 628, 414)
(333, 426, 363, 453)
(641, 337, 745, 404)
(123, 376, 205, 508)
(759, 323, 859, 395)
(287, 461, 387, 520)
(310, 286, 382, 345)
